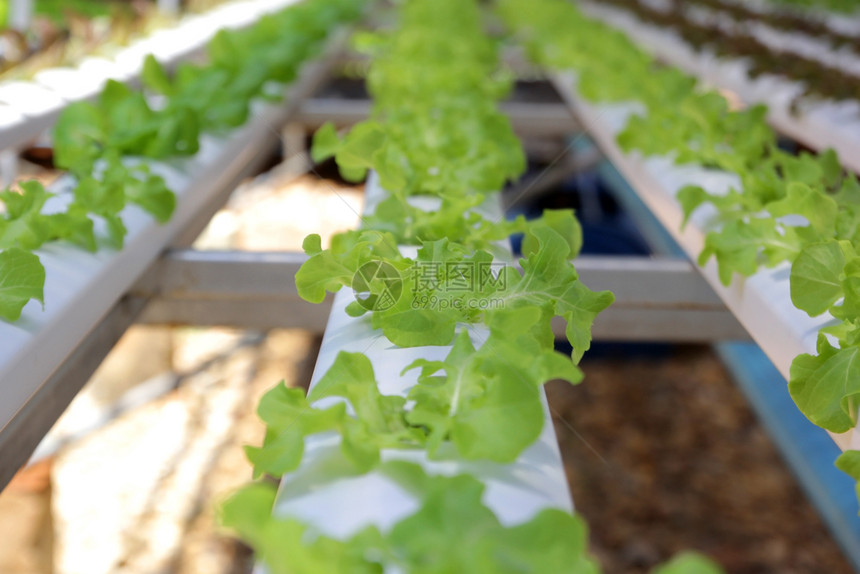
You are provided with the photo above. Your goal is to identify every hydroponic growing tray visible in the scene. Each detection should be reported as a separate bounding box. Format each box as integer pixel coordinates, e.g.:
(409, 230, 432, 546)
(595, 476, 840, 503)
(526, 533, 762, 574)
(0, 0, 304, 155)
(579, 0, 860, 176)
(551, 72, 859, 452)
(0, 33, 342, 487)
(270, 173, 574, 547)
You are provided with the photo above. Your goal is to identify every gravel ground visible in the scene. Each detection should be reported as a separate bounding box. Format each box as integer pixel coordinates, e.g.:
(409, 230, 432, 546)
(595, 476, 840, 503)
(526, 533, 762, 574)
(547, 344, 855, 574)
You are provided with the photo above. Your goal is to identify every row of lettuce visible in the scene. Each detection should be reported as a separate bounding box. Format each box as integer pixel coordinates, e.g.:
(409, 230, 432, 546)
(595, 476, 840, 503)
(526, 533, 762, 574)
(501, 0, 860, 510)
(765, 0, 860, 13)
(0, 0, 364, 323)
(680, 0, 860, 54)
(594, 0, 860, 104)
(221, 0, 724, 572)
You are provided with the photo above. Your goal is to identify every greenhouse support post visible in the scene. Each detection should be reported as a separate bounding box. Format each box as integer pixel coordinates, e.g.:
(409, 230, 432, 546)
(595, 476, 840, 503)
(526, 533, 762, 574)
(8, 0, 32, 31)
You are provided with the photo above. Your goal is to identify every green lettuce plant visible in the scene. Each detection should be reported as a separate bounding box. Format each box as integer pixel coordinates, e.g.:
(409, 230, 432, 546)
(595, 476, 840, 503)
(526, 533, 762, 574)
(500, 0, 860, 513)
(0, 0, 363, 321)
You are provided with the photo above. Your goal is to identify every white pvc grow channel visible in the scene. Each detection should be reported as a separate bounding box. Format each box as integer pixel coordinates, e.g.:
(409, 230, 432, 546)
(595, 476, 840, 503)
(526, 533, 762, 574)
(0, 32, 343, 468)
(578, 0, 860, 176)
(269, 173, 573, 566)
(0, 0, 304, 153)
(550, 73, 858, 450)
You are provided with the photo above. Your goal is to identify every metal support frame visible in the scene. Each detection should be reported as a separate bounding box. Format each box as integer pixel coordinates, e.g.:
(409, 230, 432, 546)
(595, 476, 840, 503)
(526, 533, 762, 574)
(8, 0, 33, 31)
(0, 7, 852, 569)
(157, 0, 181, 16)
(1, 243, 742, 492)
(127, 249, 750, 342)
(0, 237, 747, 491)
(0, 30, 347, 492)
(0, 44, 751, 497)
(578, 256, 750, 342)
(296, 98, 580, 137)
(134, 250, 330, 330)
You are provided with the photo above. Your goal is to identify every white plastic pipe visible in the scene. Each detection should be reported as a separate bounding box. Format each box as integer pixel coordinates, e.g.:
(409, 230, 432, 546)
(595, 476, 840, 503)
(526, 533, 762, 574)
(272, 173, 574, 547)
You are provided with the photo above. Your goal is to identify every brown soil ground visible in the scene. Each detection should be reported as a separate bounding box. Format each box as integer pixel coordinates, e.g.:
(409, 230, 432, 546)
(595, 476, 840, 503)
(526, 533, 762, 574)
(547, 344, 854, 574)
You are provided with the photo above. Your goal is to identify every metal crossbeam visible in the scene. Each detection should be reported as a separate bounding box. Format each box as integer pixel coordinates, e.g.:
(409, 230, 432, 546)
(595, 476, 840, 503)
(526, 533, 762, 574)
(0, 80, 748, 493)
(296, 98, 580, 136)
(132, 250, 749, 341)
(135, 250, 330, 330)
(577, 257, 750, 342)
